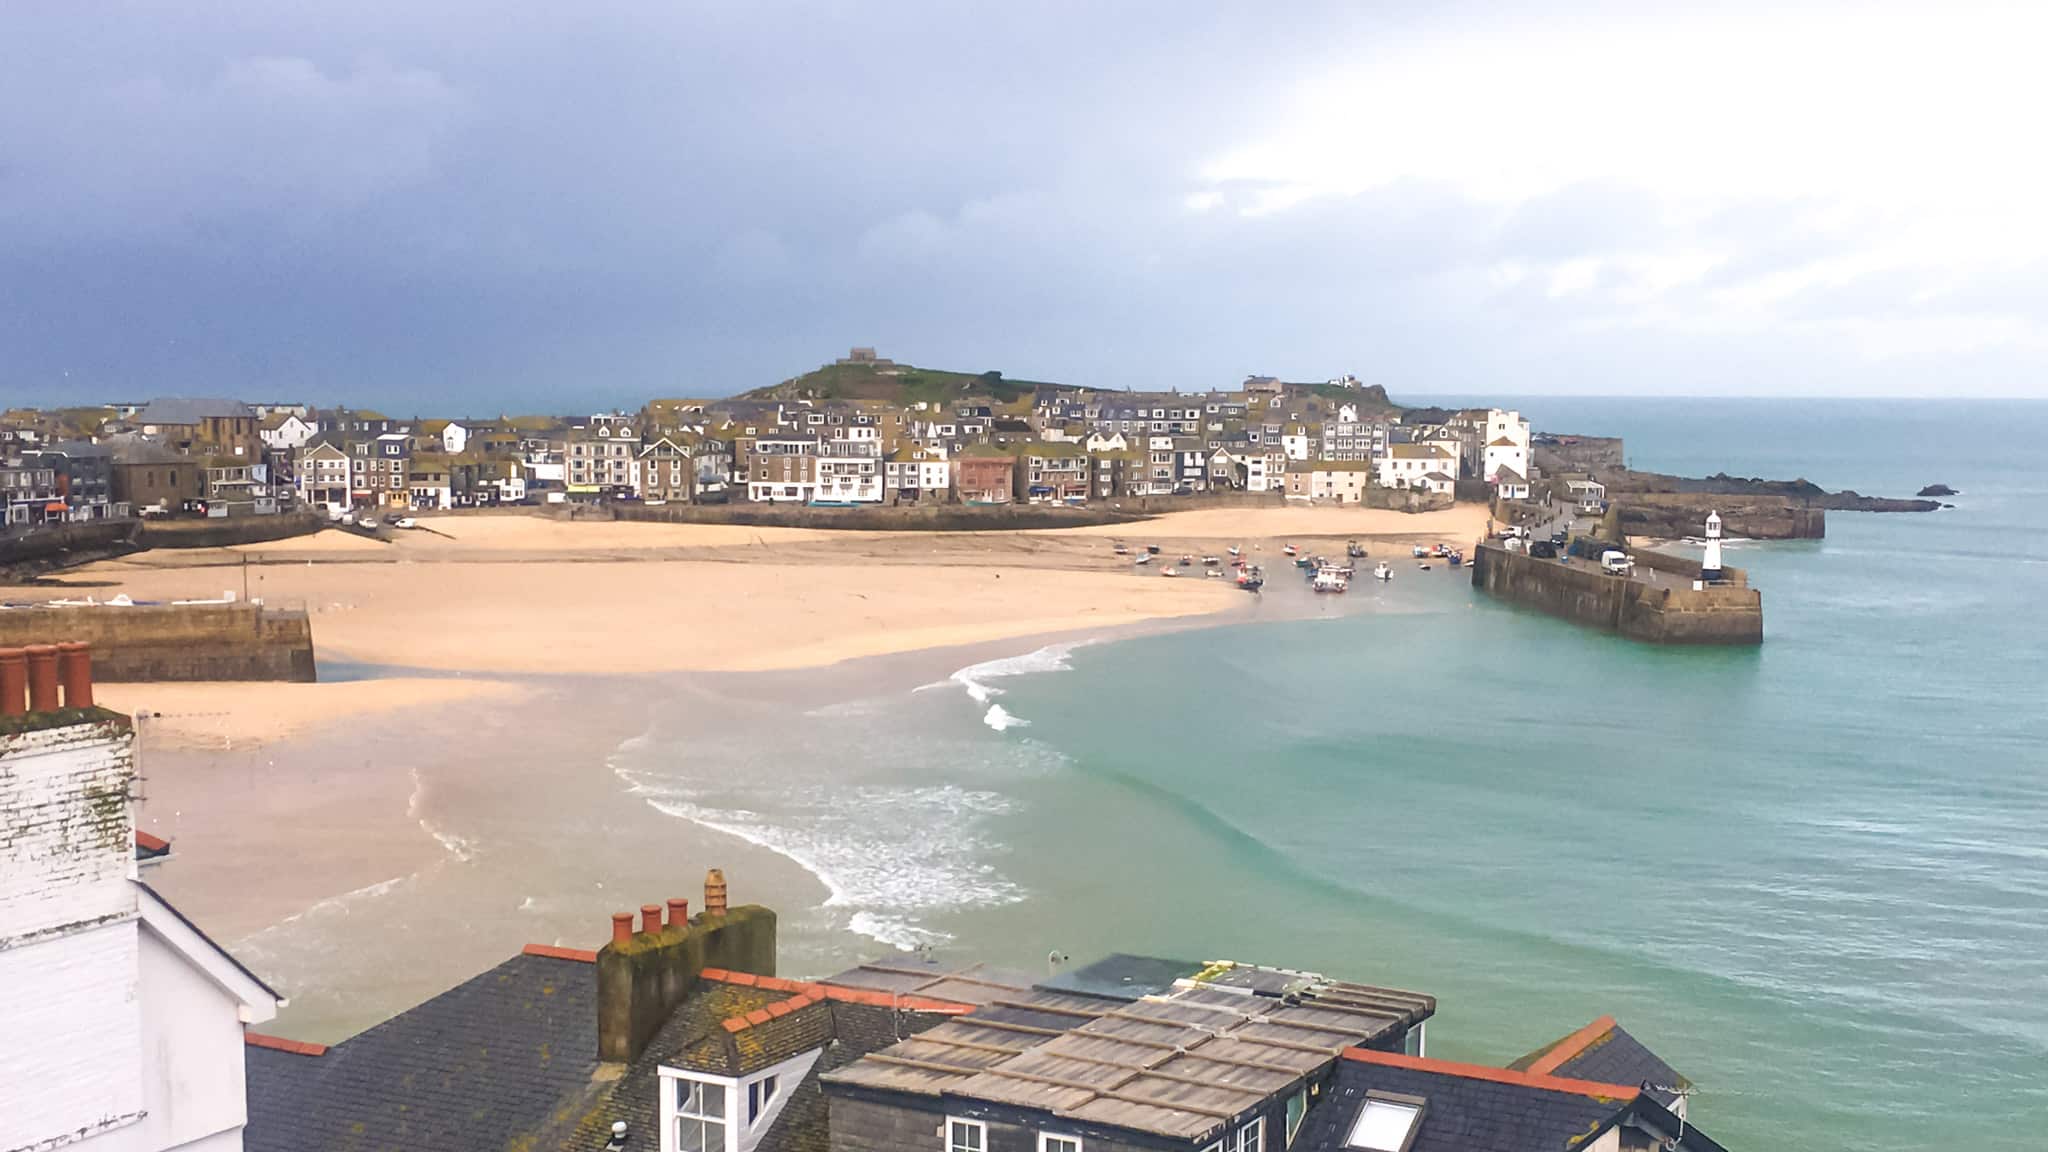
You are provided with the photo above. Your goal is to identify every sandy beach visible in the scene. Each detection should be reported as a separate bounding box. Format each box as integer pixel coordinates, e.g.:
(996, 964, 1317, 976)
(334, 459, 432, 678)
(4, 504, 1493, 1038)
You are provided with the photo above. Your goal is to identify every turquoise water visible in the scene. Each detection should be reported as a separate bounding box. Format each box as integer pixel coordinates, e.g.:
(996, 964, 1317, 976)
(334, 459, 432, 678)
(627, 400, 2047, 1152)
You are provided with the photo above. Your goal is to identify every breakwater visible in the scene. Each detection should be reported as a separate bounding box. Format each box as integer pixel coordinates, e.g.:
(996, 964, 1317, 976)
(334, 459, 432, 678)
(0, 602, 317, 681)
(1470, 542, 1763, 644)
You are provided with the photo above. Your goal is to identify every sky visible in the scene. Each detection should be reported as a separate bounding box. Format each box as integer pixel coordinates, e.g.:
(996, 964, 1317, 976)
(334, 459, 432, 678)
(4, 1, 2044, 411)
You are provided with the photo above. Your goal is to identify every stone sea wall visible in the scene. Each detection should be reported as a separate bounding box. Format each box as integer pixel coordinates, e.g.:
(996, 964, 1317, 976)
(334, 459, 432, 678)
(0, 604, 316, 682)
(1471, 542, 1762, 645)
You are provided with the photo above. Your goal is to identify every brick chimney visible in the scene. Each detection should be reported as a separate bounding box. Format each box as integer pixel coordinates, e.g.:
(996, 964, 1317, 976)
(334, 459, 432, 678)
(594, 873, 777, 1064)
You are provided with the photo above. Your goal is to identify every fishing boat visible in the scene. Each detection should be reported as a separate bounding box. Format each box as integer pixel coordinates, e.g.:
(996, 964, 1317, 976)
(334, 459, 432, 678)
(1162, 567, 1181, 577)
(1133, 553, 1153, 565)
(1206, 567, 1225, 578)
(1237, 565, 1265, 591)
(1180, 554, 1196, 567)
(1202, 556, 1221, 567)
(1146, 544, 1161, 554)
(1411, 545, 1427, 558)
(1295, 555, 1316, 570)
(1113, 543, 1130, 555)
(1346, 540, 1365, 558)
(1227, 546, 1242, 558)
(1373, 561, 1392, 581)
(1448, 551, 1463, 568)
(1282, 544, 1299, 557)
(1417, 562, 1432, 571)
(1312, 567, 1350, 593)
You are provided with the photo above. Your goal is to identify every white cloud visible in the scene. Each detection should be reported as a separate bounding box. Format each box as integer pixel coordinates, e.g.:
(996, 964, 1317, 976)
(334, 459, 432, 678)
(1188, 2, 2048, 360)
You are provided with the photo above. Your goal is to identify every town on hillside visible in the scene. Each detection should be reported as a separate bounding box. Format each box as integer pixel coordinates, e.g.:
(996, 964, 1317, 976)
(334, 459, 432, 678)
(1, 349, 1551, 529)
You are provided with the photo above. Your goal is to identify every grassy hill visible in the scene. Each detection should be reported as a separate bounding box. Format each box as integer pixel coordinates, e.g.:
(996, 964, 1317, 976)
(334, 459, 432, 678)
(743, 361, 1077, 408)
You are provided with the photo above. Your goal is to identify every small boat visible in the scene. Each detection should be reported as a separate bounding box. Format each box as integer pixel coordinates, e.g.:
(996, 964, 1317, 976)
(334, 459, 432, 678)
(1237, 565, 1265, 591)
(1227, 546, 1242, 558)
(1202, 556, 1221, 567)
(1180, 554, 1196, 567)
(1448, 551, 1463, 568)
(1346, 540, 1365, 558)
(1373, 561, 1392, 581)
(1411, 545, 1427, 558)
(1282, 544, 1298, 557)
(1295, 555, 1316, 570)
(1206, 567, 1225, 578)
(1162, 567, 1181, 577)
(1430, 543, 1449, 558)
(1313, 567, 1350, 593)
(1133, 553, 1153, 565)
(1418, 562, 1432, 571)
(1113, 544, 1130, 555)
(1146, 544, 1161, 555)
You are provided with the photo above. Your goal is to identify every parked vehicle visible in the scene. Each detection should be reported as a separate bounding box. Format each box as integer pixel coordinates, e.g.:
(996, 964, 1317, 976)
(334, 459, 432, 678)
(393, 517, 418, 529)
(1600, 549, 1634, 575)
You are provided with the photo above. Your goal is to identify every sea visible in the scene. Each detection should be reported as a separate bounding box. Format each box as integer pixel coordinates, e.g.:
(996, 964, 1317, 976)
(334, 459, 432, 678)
(607, 397, 2045, 1152)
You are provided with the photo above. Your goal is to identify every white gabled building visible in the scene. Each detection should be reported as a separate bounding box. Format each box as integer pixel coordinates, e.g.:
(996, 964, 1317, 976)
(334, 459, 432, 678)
(1378, 444, 1459, 495)
(2, 658, 283, 1152)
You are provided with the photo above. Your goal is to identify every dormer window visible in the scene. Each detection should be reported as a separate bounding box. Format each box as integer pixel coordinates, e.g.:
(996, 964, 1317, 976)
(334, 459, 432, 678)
(1346, 1092, 1425, 1152)
(673, 1077, 727, 1151)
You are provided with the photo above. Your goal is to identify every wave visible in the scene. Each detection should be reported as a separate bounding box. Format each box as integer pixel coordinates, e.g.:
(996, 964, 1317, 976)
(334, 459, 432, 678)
(928, 640, 1090, 728)
(408, 767, 476, 863)
(983, 704, 1029, 731)
(636, 782, 1024, 951)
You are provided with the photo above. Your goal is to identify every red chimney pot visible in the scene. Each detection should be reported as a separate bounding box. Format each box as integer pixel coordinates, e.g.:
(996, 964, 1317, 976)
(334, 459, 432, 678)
(611, 912, 634, 945)
(0, 649, 25, 716)
(24, 645, 60, 712)
(667, 897, 690, 929)
(640, 904, 662, 934)
(57, 642, 93, 710)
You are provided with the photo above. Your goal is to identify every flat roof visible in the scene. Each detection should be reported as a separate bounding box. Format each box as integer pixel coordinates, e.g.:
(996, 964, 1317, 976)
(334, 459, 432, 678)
(822, 956, 1434, 1142)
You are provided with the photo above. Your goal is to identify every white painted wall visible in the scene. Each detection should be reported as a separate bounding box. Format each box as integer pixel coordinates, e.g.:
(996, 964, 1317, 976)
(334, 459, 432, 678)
(120, 922, 255, 1152)
(0, 923, 145, 1151)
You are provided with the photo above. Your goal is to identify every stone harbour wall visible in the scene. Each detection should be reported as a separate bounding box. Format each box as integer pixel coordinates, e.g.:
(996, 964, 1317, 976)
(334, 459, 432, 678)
(1471, 542, 1762, 645)
(0, 604, 317, 682)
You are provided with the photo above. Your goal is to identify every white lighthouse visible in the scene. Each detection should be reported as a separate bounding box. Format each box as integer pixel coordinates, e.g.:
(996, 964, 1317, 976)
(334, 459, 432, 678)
(1702, 509, 1724, 581)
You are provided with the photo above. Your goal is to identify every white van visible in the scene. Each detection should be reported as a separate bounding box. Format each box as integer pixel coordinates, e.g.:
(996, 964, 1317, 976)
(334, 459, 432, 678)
(1600, 549, 1633, 575)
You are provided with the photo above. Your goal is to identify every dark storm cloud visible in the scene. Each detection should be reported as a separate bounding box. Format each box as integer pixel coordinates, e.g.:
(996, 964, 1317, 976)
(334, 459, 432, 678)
(2, 1, 2042, 408)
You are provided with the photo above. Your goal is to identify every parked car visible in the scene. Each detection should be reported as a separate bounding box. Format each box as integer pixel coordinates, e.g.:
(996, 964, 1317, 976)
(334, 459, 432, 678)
(393, 517, 417, 529)
(358, 516, 378, 529)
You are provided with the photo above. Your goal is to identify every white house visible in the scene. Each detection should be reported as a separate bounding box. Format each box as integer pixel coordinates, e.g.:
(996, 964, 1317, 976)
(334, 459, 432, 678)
(1283, 460, 1373, 504)
(1493, 466, 1531, 501)
(1378, 444, 1459, 494)
(441, 421, 471, 454)
(2, 692, 283, 1152)
(1567, 478, 1608, 513)
(257, 414, 317, 452)
(816, 427, 883, 504)
(1084, 431, 1129, 454)
(1279, 423, 1312, 461)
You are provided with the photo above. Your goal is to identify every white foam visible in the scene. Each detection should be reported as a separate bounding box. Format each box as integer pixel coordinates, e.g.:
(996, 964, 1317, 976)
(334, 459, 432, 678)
(983, 704, 1029, 731)
(638, 783, 1024, 951)
(941, 640, 1089, 727)
(408, 766, 476, 863)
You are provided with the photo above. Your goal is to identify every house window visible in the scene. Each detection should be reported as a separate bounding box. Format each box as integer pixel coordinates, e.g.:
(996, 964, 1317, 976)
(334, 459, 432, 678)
(1235, 1117, 1264, 1152)
(1039, 1135, 1082, 1152)
(1346, 1094, 1425, 1152)
(673, 1077, 727, 1152)
(747, 1074, 778, 1123)
(947, 1119, 987, 1152)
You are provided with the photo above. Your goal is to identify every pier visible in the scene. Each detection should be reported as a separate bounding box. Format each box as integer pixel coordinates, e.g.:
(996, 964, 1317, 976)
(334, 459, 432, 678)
(1469, 540, 1763, 644)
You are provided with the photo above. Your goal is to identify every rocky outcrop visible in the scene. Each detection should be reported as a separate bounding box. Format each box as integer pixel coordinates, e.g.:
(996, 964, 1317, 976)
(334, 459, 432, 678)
(1918, 483, 1957, 497)
(1617, 495, 1826, 540)
(1601, 470, 1939, 512)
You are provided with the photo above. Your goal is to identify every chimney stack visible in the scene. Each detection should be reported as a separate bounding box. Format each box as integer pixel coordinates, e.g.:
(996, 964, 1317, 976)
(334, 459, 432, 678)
(57, 642, 94, 709)
(0, 649, 25, 716)
(24, 646, 59, 712)
(597, 872, 775, 1065)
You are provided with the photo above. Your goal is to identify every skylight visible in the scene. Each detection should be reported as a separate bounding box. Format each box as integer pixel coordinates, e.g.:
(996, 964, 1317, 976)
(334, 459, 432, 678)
(1346, 1095, 1425, 1152)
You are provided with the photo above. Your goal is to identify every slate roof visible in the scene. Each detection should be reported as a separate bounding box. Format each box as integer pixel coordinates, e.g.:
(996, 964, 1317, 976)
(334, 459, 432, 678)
(562, 971, 963, 1152)
(1294, 1049, 1635, 1152)
(1512, 1017, 1689, 1109)
(243, 949, 599, 1152)
(138, 397, 255, 424)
